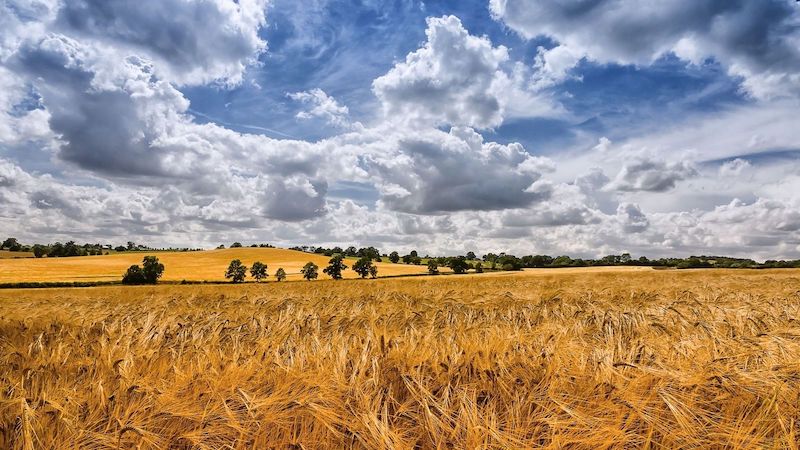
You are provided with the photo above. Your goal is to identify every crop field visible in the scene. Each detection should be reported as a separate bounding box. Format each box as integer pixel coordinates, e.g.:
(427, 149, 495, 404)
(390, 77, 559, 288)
(0, 250, 32, 259)
(1, 268, 799, 448)
(0, 248, 428, 283)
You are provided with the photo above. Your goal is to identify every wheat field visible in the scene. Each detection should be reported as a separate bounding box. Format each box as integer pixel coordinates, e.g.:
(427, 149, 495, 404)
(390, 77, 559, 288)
(1, 268, 799, 448)
(0, 248, 428, 283)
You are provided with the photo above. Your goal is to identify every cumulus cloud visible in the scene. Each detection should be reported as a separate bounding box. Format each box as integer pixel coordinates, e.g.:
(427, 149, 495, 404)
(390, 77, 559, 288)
(490, 0, 800, 98)
(361, 126, 555, 214)
(617, 203, 649, 233)
(373, 15, 556, 129)
(54, 0, 268, 86)
(718, 158, 751, 177)
(606, 158, 697, 192)
(288, 88, 350, 128)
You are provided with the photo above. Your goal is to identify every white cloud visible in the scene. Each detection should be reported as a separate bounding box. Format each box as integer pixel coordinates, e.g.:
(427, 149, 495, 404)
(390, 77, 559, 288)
(288, 88, 351, 128)
(490, 0, 800, 99)
(607, 158, 697, 193)
(719, 158, 751, 178)
(373, 15, 558, 129)
(54, 0, 269, 86)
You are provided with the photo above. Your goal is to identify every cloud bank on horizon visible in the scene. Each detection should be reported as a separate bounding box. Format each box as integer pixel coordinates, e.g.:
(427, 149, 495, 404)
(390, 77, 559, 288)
(1, 0, 800, 259)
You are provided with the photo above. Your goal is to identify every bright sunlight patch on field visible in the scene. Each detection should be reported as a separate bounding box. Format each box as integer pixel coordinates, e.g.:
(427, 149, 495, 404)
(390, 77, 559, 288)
(1, 269, 799, 448)
(0, 248, 428, 283)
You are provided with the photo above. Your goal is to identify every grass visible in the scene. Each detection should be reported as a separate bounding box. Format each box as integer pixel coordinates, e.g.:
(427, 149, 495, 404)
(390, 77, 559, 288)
(0, 248, 428, 283)
(1, 268, 799, 448)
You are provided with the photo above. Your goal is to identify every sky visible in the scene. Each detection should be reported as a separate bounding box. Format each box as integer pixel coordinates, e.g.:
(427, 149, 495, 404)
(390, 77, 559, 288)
(1, 0, 800, 259)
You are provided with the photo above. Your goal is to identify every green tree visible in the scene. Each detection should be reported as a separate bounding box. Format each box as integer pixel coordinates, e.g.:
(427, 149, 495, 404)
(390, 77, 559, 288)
(301, 262, 319, 281)
(323, 255, 348, 280)
(122, 265, 147, 285)
(225, 259, 248, 283)
(466, 251, 476, 260)
(427, 260, 439, 275)
(231, 242, 243, 248)
(275, 267, 287, 281)
(141, 256, 165, 284)
(389, 251, 400, 263)
(448, 256, 470, 274)
(368, 265, 378, 279)
(2, 238, 21, 251)
(250, 261, 268, 282)
(475, 261, 483, 273)
(352, 256, 375, 279)
(32, 244, 47, 258)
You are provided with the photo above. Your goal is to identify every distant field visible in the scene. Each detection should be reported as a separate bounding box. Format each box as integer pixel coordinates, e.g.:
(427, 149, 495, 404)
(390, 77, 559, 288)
(0, 247, 429, 283)
(0, 250, 32, 259)
(1, 269, 799, 448)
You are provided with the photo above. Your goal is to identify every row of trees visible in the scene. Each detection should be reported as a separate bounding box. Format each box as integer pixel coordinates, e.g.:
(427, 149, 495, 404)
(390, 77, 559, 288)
(225, 260, 288, 283)
(222, 256, 380, 283)
(11, 235, 800, 270)
(2, 238, 202, 257)
(300, 256, 378, 281)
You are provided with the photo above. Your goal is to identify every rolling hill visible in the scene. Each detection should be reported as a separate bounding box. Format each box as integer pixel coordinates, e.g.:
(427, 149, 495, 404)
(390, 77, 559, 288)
(0, 247, 429, 283)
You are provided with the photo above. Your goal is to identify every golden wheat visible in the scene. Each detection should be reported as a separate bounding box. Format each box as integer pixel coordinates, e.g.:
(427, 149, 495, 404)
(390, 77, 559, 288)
(0, 248, 428, 283)
(1, 269, 799, 448)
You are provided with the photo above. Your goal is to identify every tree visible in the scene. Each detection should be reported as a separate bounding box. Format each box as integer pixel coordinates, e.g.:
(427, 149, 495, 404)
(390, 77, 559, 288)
(114, 246, 127, 252)
(250, 261, 268, 282)
(64, 241, 81, 257)
(466, 251, 476, 260)
(32, 244, 47, 258)
(323, 255, 348, 280)
(475, 261, 483, 273)
(448, 256, 470, 274)
(352, 256, 375, 279)
(368, 265, 378, 279)
(427, 260, 439, 275)
(141, 256, 165, 284)
(389, 251, 400, 263)
(275, 268, 287, 281)
(2, 238, 21, 251)
(127, 241, 136, 251)
(231, 242, 243, 248)
(301, 262, 319, 281)
(48, 242, 64, 257)
(225, 259, 248, 283)
(122, 265, 147, 285)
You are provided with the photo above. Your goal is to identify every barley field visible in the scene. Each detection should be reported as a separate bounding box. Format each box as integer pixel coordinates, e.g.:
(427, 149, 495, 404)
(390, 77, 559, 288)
(0, 248, 428, 283)
(1, 268, 799, 448)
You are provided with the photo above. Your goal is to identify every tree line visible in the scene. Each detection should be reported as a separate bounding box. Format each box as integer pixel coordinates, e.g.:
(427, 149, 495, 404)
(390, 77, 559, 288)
(1, 238, 201, 257)
(7, 236, 800, 270)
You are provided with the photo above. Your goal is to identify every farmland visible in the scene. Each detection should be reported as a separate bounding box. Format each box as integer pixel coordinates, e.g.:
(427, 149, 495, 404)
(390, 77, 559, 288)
(0, 248, 428, 283)
(1, 268, 799, 448)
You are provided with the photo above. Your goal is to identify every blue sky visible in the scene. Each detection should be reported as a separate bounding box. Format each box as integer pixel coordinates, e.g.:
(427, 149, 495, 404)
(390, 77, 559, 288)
(1, 0, 800, 258)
